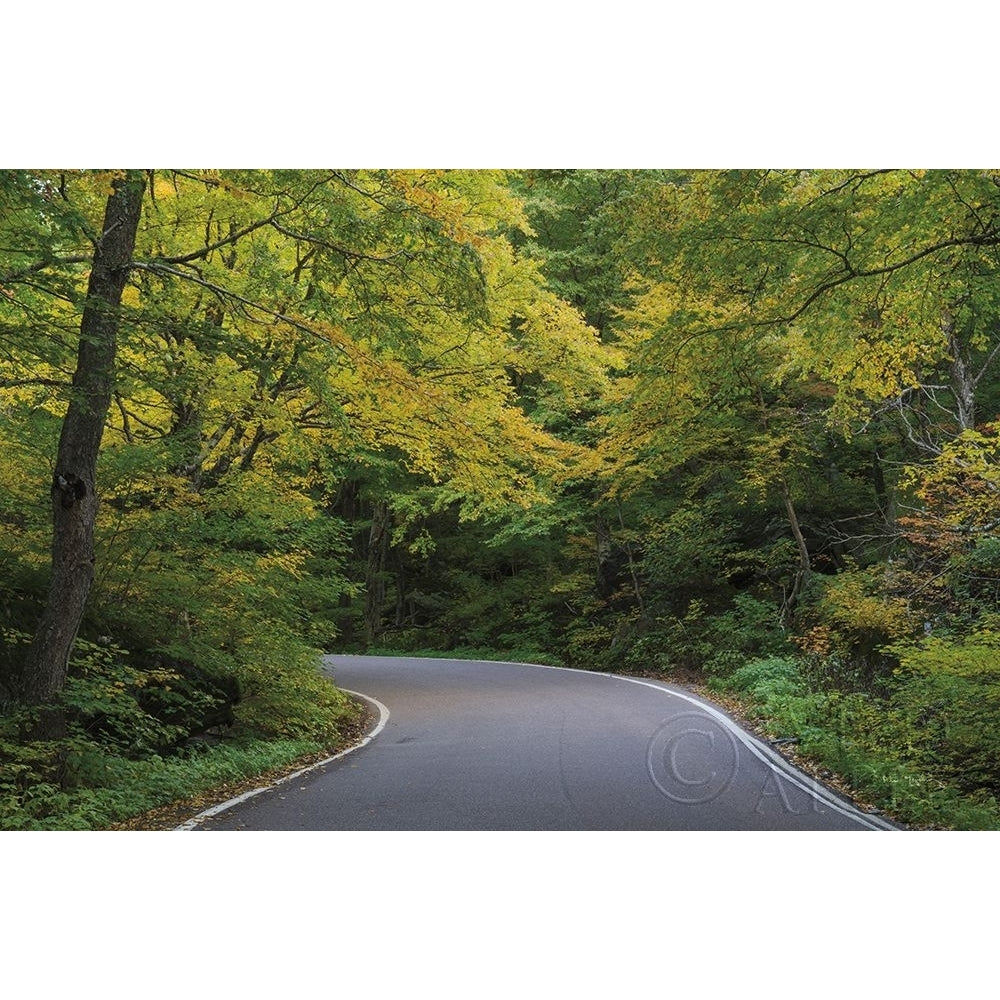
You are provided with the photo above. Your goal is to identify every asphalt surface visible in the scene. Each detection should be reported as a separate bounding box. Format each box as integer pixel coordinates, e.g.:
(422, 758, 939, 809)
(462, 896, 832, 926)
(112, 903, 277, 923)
(194, 655, 896, 831)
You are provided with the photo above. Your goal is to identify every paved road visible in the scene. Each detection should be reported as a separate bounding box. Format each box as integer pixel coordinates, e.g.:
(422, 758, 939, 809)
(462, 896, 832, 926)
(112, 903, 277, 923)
(194, 655, 896, 831)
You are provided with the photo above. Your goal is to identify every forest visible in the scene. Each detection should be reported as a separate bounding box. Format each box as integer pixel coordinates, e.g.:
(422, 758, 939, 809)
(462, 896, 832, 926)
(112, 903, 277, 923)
(3, 168, 1000, 829)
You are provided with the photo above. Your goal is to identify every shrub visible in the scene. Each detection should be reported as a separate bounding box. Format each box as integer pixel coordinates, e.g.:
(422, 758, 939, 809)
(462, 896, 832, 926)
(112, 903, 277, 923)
(796, 564, 918, 688)
(626, 594, 791, 676)
(889, 634, 1000, 796)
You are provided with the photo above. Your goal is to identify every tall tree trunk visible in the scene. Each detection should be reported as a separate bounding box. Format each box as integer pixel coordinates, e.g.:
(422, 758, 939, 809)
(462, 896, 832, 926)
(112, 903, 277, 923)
(364, 501, 392, 646)
(943, 308, 976, 433)
(595, 517, 616, 600)
(20, 171, 145, 707)
(615, 500, 645, 616)
(781, 478, 812, 618)
(330, 481, 360, 646)
(393, 546, 407, 628)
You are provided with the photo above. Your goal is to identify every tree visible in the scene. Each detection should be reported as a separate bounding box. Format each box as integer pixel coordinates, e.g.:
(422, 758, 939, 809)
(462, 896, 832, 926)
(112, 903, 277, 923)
(622, 171, 1000, 443)
(601, 171, 1000, 589)
(19, 171, 145, 706)
(2, 169, 610, 711)
(512, 171, 647, 628)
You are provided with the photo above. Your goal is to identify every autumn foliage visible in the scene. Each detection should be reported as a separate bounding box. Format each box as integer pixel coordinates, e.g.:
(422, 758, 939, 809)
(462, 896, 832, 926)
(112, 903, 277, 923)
(4, 169, 1000, 828)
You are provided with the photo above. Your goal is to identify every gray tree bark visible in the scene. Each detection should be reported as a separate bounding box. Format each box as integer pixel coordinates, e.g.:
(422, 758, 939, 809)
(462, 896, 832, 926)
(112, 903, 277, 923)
(20, 172, 145, 708)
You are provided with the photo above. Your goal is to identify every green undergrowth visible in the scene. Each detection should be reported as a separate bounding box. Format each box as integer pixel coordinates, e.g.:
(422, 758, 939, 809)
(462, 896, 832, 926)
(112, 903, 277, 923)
(0, 735, 330, 830)
(704, 652, 1000, 831)
(364, 645, 564, 667)
(1, 631, 361, 830)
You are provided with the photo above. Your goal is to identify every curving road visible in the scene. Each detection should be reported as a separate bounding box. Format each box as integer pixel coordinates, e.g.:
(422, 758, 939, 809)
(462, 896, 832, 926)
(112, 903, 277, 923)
(192, 655, 896, 831)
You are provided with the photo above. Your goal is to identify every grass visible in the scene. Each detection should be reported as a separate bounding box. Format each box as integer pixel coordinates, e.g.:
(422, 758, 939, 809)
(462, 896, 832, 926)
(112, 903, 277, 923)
(363, 645, 564, 666)
(0, 658, 366, 830)
(704, 655, 1000, 830)
(0, 736, 340, 830)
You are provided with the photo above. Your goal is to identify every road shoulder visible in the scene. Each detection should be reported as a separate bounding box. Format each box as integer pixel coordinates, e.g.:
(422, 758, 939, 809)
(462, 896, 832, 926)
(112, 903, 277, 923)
(110, 693, 383, 831)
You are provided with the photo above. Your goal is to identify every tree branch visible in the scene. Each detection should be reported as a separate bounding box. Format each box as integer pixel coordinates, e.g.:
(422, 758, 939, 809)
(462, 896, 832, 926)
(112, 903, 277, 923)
(268, 219, 411, 264)
(1, 255, 92, 285)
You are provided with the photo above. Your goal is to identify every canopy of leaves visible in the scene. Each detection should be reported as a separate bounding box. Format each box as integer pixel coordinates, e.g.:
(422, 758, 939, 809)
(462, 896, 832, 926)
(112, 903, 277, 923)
(5, 168, 1000, 829)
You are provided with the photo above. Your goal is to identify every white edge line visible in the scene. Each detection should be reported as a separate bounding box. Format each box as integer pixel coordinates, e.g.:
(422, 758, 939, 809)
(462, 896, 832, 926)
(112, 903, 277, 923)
(457, 657, 897, 831)
(173, 687, 390, 831)
(174, 654, 894, 832)
(614, 675, 897, 831)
